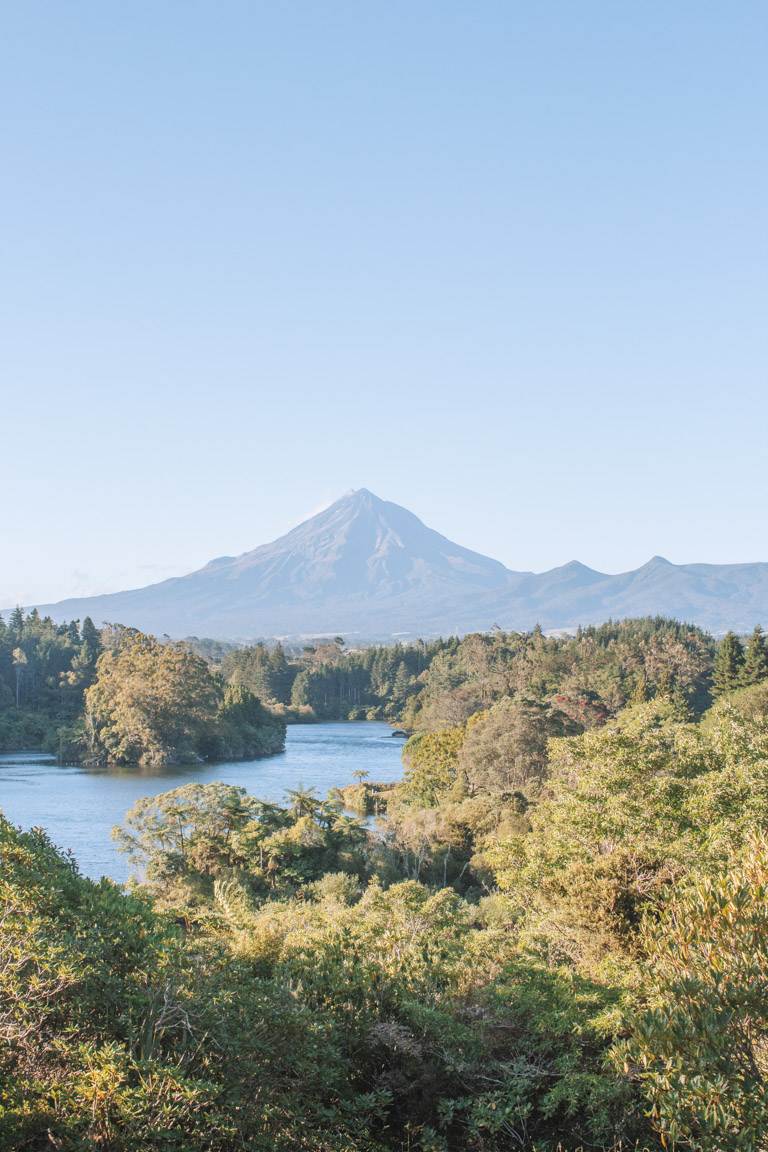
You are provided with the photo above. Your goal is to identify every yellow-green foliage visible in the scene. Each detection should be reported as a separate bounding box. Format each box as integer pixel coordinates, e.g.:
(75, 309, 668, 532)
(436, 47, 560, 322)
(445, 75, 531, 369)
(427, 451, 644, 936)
(619, 837, 768, 1150)
(0, 814, 394, 1151)
(6, 630, 768, 1151)
(85, 630, 221, 765)
(85, 629, 284, 767)
(113, 782, 370, 908)
(497, 701, 768, 973)
(398, 725, 467, 806)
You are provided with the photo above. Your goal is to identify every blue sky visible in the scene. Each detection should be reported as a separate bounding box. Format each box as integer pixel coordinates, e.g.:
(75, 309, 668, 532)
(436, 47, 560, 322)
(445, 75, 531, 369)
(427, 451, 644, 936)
(1, 2, 766, 606)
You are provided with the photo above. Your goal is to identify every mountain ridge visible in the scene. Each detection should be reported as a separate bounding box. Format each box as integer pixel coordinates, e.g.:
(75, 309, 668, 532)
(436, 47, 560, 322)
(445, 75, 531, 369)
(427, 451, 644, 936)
(13, 489, 768, 638)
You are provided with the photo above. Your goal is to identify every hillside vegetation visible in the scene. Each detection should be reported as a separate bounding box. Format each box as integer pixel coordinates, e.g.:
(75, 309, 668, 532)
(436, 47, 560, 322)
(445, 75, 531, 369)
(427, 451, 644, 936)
(2, 615, 768, 1148)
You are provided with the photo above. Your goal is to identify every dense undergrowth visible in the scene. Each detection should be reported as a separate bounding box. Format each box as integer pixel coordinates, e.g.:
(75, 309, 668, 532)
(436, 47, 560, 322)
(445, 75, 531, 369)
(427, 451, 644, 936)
(3, 615, 768, 1148)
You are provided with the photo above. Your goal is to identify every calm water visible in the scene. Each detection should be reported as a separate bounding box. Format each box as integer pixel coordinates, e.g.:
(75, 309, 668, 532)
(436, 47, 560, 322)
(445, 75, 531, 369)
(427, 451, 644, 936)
(0, 722, 405, 883)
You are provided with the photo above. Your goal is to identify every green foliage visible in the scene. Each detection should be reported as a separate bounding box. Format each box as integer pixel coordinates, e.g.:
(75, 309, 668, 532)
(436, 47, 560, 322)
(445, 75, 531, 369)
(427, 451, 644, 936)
(705, 677, 768, 724)
(205, 681, 286, 759)
(742, 624, 768, 686)
(712, 630, 746, 696)
(457, 697, 551, 798)
(85, 630, 222, 765)
(7, 615, 768, 1151)
(85, 629, 285, 766)
(0, 610, 101, 753)
(113, 781, 370, 907)
(619, 838, 768, 1150)
(0, 813, 393, 1151)
(0, 615, 285, 766)
(407, 618, 714, 730)
(501, 701, 768, 970)
(399, 726, 466, 807)
(221, 641, 295, 703)
(181, 617, 719, 731)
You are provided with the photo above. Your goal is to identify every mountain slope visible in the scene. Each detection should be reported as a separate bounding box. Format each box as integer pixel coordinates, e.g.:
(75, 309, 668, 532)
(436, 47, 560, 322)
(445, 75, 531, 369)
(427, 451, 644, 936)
(19, 490, 768, 638)
(25, 490, 518, 638)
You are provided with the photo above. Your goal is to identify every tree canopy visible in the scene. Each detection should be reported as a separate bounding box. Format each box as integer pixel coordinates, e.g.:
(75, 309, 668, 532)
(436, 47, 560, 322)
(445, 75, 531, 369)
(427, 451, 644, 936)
(3, 614, 768, 1149)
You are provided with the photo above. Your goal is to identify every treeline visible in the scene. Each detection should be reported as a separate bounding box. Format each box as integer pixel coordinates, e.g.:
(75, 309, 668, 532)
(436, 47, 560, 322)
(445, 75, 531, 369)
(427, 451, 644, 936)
(3, 609, 765, 760)
(3, 619, 768, 1148)
(0, 612, 284, 764)
(0, 608, 102, 753)
(206, 617, 732, 725)
(215, 635, 443, 720)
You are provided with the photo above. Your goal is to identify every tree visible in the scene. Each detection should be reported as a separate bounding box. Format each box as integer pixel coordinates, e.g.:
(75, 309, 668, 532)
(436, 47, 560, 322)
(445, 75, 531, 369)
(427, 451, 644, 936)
(509, 701, 712, 966)
(0, 812, 384, 1150)
(712, 631, 745, 696)
(113, 782, 263, 887)
(86, 631, 285, 766)
(620, 838, 768, 1150)
(398, 726, 465, 807)
(80, 616, 102, 664)
(8, 605, 24, 638)
(741, 625, 768, 687)
(268, 642, 294, 702)
(457, 697, 550, 798)
(11, 648, 26, 708)
(285, 785, 320, 818)
(392, 661, 411, 702)
(85, 631, 221, 766)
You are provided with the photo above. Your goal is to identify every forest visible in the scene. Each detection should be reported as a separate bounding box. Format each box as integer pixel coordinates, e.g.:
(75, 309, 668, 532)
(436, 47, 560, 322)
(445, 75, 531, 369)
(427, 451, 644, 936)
(204, 616, 723, 726)
(2, 613, 768, 1148)
(0, 610, 285, 764)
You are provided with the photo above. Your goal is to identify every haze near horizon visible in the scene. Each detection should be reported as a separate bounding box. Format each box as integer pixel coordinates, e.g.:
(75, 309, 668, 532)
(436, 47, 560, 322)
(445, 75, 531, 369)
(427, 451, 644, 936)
(20, 488, 768, 640)
(2, 2, 767, 606)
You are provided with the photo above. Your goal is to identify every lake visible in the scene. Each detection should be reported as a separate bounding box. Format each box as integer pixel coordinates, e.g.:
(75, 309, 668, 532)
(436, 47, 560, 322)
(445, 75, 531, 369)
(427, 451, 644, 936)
(0, 721, 405, 883)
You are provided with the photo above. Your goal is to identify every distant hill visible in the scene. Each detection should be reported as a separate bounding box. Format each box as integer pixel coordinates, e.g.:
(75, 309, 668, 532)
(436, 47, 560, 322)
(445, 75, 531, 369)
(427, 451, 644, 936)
(18, 489, 768, 638)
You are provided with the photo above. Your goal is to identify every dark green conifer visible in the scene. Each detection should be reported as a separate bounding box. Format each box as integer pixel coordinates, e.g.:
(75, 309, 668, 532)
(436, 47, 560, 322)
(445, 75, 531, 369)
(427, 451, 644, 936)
(741, 625, 768, 686)
(8, 605, 24, 637)
(712, 631, 745, 696)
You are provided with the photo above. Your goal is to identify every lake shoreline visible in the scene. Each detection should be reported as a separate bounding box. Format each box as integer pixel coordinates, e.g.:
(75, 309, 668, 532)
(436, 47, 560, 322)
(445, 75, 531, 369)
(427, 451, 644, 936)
(0, 722, 406, 882)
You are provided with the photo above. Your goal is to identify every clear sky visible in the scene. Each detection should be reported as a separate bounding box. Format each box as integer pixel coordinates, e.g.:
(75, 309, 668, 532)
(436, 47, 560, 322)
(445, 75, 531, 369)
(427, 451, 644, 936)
(1, 2, 766, 606)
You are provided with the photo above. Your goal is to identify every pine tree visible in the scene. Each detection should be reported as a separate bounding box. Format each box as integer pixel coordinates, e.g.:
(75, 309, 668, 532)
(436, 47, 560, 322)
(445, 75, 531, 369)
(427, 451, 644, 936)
(392, 661, 411, 701)
(80, 616, 102, 660)
(9, 605, 24, 638)
(712, 631, 746, 697)
(741, 625, 768, 686)
(268, 643, 292, 703)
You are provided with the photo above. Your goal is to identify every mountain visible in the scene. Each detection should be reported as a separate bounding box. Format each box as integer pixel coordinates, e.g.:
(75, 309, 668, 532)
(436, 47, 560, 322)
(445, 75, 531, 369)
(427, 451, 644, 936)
(19, 489, 768, 638)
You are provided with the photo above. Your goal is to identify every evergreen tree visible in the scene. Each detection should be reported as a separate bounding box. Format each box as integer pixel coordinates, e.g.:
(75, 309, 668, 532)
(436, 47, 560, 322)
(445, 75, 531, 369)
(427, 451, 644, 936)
(712, 631, 745, 696)
(80, 616, 102, 663)
(8, 605, 24, 638)
(741, 625, 768, 686)
(268, 642, 293, 702)
(392, 661, 411, 701)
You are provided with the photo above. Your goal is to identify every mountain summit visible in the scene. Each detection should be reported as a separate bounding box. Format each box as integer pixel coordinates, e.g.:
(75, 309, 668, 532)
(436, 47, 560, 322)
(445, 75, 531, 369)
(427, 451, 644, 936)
(22, 490, 768, 638)
(199, 488, 512, 600)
